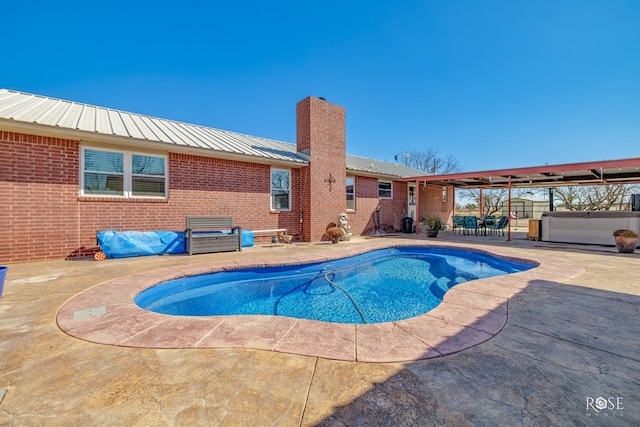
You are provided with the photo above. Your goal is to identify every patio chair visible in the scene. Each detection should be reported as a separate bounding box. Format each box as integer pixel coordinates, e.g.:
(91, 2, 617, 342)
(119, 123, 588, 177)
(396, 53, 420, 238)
(463, 216, 480, 236)
(486, 215, 509, 236)
(452, 215, 466, 234)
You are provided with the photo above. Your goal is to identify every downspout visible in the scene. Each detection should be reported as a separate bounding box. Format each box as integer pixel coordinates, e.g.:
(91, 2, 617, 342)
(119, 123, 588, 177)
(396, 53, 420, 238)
(479, 188, 483, 218)
(299, 210, 304, 239)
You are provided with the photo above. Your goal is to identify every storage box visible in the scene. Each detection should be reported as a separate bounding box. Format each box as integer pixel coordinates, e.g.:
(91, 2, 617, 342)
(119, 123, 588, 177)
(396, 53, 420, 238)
(528, 219, 541, 241)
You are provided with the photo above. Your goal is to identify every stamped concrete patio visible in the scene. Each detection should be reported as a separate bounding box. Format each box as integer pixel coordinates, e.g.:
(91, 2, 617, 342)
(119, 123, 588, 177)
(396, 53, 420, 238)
(0, 230, 638, 425)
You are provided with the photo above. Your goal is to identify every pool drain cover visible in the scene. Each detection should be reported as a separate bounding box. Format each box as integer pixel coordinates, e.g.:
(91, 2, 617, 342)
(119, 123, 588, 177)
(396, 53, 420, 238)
(73, 306, 107, 320)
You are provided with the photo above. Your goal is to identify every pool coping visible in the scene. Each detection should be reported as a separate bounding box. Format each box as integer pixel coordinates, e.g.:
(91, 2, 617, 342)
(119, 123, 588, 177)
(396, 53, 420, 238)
(56, 241, 585, 362)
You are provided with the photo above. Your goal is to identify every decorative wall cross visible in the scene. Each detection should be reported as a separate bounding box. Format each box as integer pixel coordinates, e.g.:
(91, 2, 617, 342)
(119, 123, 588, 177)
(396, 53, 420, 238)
(325, 173, 336, 191)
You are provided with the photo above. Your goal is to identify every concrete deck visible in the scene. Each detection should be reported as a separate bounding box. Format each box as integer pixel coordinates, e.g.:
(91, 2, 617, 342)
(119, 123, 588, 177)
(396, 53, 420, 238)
(1, 230, 638, 425)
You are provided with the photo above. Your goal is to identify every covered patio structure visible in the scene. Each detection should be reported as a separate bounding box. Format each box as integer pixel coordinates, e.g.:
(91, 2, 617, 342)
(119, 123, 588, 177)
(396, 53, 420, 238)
(405, 157, 640, 240)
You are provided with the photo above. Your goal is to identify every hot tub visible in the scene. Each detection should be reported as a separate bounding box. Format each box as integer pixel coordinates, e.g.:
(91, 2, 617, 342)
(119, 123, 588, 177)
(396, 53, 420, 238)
(541, 211, 640, 246)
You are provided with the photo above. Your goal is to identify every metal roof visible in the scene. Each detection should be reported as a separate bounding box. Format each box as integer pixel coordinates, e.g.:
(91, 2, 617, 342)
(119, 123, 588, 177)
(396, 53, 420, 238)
(346, 154, 426, 178)
(0, 88, 308, 164)
(0, 89, 306, 164)
(405, 158, 640, 188)
(0, 88, 423, 179)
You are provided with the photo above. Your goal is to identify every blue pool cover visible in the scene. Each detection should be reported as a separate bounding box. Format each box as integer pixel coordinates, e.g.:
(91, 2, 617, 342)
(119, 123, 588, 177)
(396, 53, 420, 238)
(97, 229, 255, 258)
(97, 230, 185, 258)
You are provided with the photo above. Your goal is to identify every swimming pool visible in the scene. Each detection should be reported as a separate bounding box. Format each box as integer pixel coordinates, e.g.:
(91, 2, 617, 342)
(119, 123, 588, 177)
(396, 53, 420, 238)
(135, 246, 536, 324)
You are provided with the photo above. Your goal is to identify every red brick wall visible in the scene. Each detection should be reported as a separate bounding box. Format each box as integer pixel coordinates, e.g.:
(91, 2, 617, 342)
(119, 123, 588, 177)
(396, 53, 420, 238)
(0, 132, 80, 263)
(296, 97, 346, 241)
(0, 132, 302, 263)
(346, 177, 410, 235)
(340, 179, 454, 235)
(1, 125, 451, 262)
(418, 183, 455, 228)
(167, 153, 301, 236)
(77, 154, 302, 241)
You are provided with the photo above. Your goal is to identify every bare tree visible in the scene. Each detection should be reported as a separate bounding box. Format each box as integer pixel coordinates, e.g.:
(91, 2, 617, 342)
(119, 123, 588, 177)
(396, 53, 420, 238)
(460, 184, 640, 214)
(132, 155, 164, 175)
(456, 188, 546, 216)
(401, 148, 463, 174)
(459, 189, 509, 216)
(553, 184, 640, 211)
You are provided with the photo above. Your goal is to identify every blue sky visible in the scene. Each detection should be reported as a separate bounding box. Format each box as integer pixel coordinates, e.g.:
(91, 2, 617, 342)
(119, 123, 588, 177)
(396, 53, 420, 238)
(3, 1, 639, 172)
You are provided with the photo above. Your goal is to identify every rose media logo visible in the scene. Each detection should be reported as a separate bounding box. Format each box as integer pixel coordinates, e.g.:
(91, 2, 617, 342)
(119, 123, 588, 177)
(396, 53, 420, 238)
(586, 396, 624, 417)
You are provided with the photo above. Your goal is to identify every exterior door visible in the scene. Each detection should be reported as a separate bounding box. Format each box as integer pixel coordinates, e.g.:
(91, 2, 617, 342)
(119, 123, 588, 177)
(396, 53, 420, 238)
(408, 184, 416, 220)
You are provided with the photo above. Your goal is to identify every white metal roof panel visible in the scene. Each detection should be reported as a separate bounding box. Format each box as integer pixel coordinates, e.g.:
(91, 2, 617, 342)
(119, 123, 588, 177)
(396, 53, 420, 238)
(117, 112, 145, 139)
(157, 120, 191, 146)
(57, 102, 84, 129)
(35, 100, 72, 124)
(76, 105, 96, 132)
(8, 97, 49, 121)
(130, 115, 162, 141)
(141, 116, 171, 142)
(0, 91, 32, 116)
(170, 121, 210, 149)
(95, 108, 111, 134)
(32, 98, 65, 122)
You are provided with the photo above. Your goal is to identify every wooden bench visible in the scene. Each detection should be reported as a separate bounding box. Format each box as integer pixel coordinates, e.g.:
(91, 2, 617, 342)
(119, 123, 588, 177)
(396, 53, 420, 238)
(252, 228, 288, 243)
(185, 217, 242, 255)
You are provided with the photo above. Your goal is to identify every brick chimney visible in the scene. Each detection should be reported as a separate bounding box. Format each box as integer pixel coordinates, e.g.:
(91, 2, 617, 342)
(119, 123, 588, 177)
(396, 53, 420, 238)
(296, 97, 346, 241)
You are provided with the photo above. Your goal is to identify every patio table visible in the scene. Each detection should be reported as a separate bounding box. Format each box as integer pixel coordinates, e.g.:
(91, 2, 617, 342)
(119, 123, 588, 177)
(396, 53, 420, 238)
(478, 217, 496, 236)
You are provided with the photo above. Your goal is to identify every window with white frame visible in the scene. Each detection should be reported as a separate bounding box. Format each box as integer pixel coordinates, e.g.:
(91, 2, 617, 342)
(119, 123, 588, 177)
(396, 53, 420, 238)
(346, 176, 355, 210)
(271, 168, 291, 210)
(442, 186, 448, 203)
(378, 180, 392, 199)
(81, 147, 167, 198)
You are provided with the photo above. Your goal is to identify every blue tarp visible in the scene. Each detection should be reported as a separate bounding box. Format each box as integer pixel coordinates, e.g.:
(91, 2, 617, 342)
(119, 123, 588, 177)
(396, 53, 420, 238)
(97, 230, 185, 258)
(241, 230, 254, 248)
(97, 229, 254, 258)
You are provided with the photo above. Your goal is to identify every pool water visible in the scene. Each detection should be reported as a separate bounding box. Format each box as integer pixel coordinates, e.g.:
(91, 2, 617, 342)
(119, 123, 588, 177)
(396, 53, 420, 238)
(135, 246, 535, 324)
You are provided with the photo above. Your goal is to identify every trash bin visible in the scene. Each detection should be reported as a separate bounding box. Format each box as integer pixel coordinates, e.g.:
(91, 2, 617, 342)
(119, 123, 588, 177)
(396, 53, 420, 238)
(402, 217, 414, 233)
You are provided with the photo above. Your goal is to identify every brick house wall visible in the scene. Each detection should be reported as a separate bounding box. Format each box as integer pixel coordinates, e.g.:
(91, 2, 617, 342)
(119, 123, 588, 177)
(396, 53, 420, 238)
(342, 175, 454, 235)
(345, 177, 410, 235)
(0, 133, 80, 263)
(0, 132, 302, 263)
(418, 183, 454, 229)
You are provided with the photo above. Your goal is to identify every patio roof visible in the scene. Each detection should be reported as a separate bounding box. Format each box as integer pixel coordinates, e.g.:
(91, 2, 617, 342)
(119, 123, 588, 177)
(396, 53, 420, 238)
(404, 157, 640, 189)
